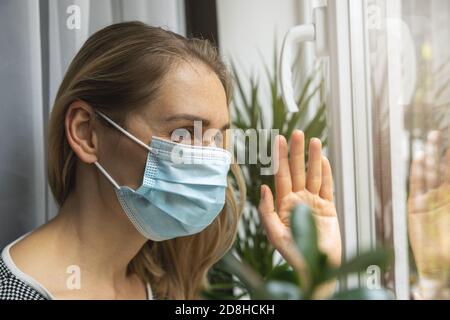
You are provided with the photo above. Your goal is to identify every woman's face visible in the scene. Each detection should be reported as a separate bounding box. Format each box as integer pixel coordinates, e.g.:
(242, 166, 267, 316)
(96, 61, 230, 190)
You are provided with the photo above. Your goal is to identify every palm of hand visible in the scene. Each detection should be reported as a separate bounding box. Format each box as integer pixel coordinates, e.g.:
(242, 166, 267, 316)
(259, 131, 341, 272)
(408, 131, 450, 279)
(277, 190, 338, 227)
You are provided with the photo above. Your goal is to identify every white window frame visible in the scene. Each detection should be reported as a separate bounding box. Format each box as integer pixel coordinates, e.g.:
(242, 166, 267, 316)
(325, 0, 410, 299)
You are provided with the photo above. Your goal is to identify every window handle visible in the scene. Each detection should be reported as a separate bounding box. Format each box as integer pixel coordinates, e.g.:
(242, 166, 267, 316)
(280, 6, 329, 113)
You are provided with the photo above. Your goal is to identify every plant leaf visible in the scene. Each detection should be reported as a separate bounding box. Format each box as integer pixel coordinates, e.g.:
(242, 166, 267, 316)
(290, 205, 320, 279)
(265, 263, 300, 285)
(331, 288, 394, 300)
(262, 281, 303, 300)
(324, 249, 393, 282)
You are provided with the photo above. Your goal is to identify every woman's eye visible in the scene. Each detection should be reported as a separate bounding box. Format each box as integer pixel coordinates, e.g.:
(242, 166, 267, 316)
(171, 127, 224, 147)
(214, 132, 224, 147)
(171, 127, 197, 144)
(171, 128, 190, 142)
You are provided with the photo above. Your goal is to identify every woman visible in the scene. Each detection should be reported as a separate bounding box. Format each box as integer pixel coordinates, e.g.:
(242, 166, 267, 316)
(0, 22, 341, 300)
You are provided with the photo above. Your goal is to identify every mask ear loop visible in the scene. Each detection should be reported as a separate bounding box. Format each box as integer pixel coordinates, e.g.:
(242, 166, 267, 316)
(95, 110, 156, 154)
(94, 162, 120, 190)
(93, 110, 157, 190)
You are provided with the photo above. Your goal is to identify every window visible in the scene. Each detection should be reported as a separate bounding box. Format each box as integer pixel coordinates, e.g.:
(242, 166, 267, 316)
(324, 0, 450, 299)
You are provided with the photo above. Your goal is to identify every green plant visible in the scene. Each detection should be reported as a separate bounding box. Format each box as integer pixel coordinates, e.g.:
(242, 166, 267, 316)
(204, 205, 394, 300)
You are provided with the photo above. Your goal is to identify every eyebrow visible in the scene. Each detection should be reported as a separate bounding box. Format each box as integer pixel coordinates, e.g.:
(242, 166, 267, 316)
(164, 113, 230, 130)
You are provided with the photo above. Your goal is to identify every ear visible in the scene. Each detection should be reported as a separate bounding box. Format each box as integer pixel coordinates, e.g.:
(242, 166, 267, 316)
(65, 101, 98, 164)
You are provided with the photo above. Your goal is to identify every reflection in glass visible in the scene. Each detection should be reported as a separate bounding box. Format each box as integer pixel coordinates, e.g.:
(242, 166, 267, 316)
(368, 0, 450, 299)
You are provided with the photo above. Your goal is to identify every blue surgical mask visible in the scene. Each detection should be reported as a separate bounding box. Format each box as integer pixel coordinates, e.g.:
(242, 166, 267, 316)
(94, 111, 232, 241)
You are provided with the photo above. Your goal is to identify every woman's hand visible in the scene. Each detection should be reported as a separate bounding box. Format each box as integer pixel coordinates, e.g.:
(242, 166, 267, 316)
(258, 130, 342, 276)
(408, 131, 450, 298)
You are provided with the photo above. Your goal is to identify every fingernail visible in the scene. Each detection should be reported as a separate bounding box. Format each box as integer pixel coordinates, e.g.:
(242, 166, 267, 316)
(260, 186, 266, 199)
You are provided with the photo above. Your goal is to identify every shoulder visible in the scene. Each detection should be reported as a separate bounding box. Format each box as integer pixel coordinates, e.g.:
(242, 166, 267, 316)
(0, 252, 47, 300)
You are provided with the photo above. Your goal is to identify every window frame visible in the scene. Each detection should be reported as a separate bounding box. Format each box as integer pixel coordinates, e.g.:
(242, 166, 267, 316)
(325, 0, 410, 299)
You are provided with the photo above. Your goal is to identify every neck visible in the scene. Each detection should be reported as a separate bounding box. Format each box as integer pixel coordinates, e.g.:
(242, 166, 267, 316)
(50, 165, 148, 283)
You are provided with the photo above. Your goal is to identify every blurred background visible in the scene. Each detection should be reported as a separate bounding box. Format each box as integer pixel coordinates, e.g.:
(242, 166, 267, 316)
(0, 0, 449, 299)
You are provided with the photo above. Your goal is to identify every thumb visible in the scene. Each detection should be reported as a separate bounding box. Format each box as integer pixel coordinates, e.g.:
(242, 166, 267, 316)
(258, 185, 280, 230)
(258, 185, 275, 215)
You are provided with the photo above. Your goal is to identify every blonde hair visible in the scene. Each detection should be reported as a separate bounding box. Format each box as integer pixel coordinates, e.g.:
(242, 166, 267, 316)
(47, 21, 245, 299)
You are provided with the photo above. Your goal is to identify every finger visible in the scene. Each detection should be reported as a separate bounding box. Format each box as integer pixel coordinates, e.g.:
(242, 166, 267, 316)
(306, 138, 322, 194)
(258, 185, 283, 239)
(258, 185, 275, 215)
(274, 135, 292, 209)
(425, 131, 441, 191)
(445, 142, 450, 183)
(440, 161, 447, 185)
(289, 130, 306, 192)
(319, 157, 334, 202)
(445, 127, 450, 183)
(409, 151, 425, 199)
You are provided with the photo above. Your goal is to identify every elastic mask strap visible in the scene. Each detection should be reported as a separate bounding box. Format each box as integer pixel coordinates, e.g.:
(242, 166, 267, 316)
(95, 110, 154, 153)
(94, 162, 121, 190)
(94, 111, 156, 191)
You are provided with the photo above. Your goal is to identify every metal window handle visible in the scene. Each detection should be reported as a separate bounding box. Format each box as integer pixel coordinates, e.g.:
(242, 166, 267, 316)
(280, 6, 329, 113)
